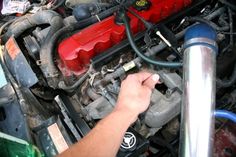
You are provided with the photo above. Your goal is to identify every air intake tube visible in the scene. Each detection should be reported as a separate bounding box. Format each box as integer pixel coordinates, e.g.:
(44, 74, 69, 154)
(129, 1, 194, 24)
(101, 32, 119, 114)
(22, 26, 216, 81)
(180, 23, 218, 157)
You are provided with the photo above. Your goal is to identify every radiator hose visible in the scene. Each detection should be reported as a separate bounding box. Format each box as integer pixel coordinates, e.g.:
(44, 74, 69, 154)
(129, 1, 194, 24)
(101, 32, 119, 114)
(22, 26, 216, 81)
(1, 10, 64, 88)
(1, 10, 63, 44)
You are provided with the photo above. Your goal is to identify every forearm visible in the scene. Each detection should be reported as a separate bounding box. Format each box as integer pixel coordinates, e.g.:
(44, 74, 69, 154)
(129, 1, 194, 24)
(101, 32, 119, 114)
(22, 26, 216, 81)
(58, 107, 137, 157)
(57, 72, 159, 157)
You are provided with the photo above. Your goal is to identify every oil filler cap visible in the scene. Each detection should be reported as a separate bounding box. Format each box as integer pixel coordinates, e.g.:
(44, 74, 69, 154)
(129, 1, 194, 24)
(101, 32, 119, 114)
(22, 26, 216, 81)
(133, 0, 151, 11)
(121, 132, 137, 151)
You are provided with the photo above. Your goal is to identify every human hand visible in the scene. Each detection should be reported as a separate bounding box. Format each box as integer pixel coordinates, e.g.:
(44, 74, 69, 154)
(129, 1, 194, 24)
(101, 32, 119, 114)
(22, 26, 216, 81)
(114, 72, 160, 123)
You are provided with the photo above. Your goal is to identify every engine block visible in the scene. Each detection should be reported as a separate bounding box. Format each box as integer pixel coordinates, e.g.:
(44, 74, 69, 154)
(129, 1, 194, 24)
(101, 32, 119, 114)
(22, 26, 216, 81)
(58, 0, 192, 75)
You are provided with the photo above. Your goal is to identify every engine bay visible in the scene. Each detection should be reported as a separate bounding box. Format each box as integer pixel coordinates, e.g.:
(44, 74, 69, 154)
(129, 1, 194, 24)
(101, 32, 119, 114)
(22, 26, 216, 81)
(0, 0, 236, 156)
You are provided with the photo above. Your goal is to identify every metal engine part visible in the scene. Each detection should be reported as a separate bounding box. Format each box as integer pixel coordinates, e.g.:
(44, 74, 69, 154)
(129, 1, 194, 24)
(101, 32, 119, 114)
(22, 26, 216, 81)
(180, 23, 218, 157)
(85, 71, 182, 129)
(145, 71, 182, 128)
(1, 0, 236, 157)
(58, 0, 192, 75)
(65, 0, 101, 8)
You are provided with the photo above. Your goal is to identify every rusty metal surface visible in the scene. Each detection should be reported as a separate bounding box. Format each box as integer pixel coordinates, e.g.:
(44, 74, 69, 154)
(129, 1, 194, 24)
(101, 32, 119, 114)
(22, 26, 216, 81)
(214, 122, 236, 157)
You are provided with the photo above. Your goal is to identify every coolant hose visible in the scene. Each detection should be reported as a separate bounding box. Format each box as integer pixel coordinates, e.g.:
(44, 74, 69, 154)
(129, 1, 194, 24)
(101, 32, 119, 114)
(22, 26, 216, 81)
(2, 10, 63, 43)
(0, 10, 64, 88)
(215, 110, 236, 123)
(121, 10, 182, 68)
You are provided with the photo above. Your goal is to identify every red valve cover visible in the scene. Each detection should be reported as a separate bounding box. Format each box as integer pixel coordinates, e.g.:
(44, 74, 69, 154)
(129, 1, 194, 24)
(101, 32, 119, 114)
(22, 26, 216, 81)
(58, 0, 192, 75)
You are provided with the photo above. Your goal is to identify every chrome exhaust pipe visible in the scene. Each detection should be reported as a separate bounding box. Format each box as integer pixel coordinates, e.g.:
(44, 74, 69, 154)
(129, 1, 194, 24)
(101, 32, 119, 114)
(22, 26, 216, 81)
(180, 23, 218, 157)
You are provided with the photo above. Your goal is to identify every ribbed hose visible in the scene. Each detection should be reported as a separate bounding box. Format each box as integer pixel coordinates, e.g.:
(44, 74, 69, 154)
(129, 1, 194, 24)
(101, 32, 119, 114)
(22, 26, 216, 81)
(121, 10, 182, 68)
(2, 10, 63, 43)
(0, 19, 15, 37)
(0, 10, 64, 88)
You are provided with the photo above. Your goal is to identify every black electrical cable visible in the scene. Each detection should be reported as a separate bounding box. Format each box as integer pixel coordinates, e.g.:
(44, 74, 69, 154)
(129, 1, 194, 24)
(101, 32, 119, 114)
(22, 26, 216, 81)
(51, 0, 65, 10)
(220, 32, 236, 35)
(217, 64, 236, 88)
(216, 8, 236, 88)
(221, 8, 233, 53)
(93, 6, 227, 86)
(121, 10, 182, 68)
(228, 8, 233, 49)
(124, 6, 153, 29)
(218, 0, 236, 11)
(125, 7, 182, 59)
(187, 17, 229, 31)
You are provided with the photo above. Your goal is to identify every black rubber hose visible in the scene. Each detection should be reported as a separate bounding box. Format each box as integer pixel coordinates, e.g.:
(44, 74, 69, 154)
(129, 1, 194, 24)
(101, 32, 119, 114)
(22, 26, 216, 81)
(216, 8, 235, 88)
(218, 0, 236, 11)
(75, 5, 118, 27)
(221, 8, 234, 53)
(73, 3, 112, 22)
(92, 7, 227, 86)
(58, 71, 90, 92)
(33, 0, 47, 7)
(40, 6, 118, 88)
(228, 8, 233, 49)
(0, 19, 15, 37)
(0, 10, 63, 88)
(51, 0, 66, 10)
(121, 11, 182, 68)
(217, 64, 236, 88)
(2, 10, 63, 43)
(187, 17, 229, 31)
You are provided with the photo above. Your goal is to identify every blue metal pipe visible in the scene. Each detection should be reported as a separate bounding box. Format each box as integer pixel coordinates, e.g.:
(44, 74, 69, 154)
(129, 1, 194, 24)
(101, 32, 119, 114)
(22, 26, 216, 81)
(215, 110, 236, 123)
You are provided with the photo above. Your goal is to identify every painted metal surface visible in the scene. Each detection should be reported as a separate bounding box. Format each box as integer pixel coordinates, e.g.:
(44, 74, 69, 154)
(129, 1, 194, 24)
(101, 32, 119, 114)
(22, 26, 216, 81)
(58, 0, 192, 75)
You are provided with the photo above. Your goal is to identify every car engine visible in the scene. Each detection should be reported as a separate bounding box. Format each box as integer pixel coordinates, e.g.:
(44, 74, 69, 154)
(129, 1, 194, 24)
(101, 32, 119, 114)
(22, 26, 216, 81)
(0, 0, 236, 156)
